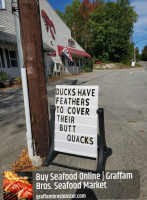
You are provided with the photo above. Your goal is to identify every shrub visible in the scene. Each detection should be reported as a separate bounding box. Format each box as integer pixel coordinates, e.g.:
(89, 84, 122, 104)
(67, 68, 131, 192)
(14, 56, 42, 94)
(88, 60, 93, 70)
(0, 71, 10, 81)
(82, 66, 91, 72)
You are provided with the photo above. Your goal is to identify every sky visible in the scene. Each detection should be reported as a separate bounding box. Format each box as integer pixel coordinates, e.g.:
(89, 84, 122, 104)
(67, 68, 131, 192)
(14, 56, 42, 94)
(48, 0, 147, 53)
(131, 0, 147, 53)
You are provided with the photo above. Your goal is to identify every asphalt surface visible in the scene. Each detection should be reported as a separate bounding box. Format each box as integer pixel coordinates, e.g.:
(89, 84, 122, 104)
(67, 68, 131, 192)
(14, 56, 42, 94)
(0, 62, 147, 199)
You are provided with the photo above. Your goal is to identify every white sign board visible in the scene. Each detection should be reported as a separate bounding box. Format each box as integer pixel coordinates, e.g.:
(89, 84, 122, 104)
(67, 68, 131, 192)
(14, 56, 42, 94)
(54, 85, 99, 158)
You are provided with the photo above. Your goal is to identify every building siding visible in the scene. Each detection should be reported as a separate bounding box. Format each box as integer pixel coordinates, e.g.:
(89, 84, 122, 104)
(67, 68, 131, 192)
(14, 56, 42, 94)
(40, 0, 72, 67)
(0, 0, 16, 34)
(1, 67, 20, 78)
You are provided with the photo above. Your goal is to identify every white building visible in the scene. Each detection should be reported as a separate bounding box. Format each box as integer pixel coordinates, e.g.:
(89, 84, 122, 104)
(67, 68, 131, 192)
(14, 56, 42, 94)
(0, 0, 91, 79)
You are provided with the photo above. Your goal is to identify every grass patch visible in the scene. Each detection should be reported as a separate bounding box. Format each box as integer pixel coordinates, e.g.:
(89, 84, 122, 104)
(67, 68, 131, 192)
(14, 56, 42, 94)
(82, 66, 92, 72)
(135, 63, 143, 67)
(128, 121, 136, 123)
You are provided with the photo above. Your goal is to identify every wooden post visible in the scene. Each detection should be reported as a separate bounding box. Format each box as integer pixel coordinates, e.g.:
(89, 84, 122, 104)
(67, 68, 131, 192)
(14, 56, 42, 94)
(18, 0, 50, 157)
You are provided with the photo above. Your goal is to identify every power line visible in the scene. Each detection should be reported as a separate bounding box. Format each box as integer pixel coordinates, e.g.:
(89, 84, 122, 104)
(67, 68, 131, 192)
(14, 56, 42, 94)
(135, 38, 147, 44)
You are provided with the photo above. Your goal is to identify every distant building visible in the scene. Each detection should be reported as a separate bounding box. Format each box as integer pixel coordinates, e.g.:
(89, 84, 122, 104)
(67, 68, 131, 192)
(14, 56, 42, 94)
(0, 0, 91, 79)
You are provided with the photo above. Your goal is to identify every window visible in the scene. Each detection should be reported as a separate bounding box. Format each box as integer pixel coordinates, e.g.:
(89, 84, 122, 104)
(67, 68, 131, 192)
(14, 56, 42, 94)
(0, 48, 5, 68)
(8, 50, 18, 67)
(5, 49, 18, 68)
(68, 39, 75, 48)
(0, 0, 5, 9)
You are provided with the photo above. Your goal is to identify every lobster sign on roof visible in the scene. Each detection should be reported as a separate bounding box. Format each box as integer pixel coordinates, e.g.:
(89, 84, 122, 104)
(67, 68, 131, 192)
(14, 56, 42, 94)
(41, 10, 56, 40)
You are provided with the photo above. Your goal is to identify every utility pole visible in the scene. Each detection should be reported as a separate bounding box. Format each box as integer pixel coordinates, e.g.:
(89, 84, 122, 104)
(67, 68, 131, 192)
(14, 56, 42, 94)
(18, 0, 50, 157)
(134, 46, 136, 63)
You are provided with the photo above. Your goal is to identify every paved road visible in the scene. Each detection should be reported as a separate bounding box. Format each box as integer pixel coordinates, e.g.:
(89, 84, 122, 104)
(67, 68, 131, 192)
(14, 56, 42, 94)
(0, 62, 147, 199)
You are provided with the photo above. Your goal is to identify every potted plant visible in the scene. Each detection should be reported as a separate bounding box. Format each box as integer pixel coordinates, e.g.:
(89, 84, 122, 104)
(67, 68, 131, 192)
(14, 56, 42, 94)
(0, 71, 11, 87)
(11, 77, 22, 85)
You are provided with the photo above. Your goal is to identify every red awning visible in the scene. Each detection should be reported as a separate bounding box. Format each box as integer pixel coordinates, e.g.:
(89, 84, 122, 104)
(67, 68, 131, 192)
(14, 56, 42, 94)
(57, 45, 91, 58)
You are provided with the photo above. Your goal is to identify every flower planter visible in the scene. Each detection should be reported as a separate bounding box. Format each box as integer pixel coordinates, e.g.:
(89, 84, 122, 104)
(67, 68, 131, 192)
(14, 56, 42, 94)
(0, 72, 11, 88)
(12, 79, 19, 85)
(0, 80, 11, 88)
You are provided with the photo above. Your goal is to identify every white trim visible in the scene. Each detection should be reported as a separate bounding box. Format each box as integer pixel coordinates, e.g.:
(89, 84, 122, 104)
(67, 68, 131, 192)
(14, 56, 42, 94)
(21, 68, 34, 159)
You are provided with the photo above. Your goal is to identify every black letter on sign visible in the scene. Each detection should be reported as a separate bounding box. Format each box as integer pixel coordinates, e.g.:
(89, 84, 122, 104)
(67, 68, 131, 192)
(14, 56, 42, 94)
(67, 134, 71, 141)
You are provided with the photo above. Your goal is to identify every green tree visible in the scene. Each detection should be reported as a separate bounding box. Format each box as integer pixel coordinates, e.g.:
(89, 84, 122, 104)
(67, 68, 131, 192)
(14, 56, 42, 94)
(55, 0, 82, 43)
(55, 0, 100, 53)
(63, 0, 82, 42)
(90, 0, 137, 63)
(55, 0, 137, 63)
(135, 47, 141, 61)
(142, 45, 147, 61)
(55, 9, 65, 20)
